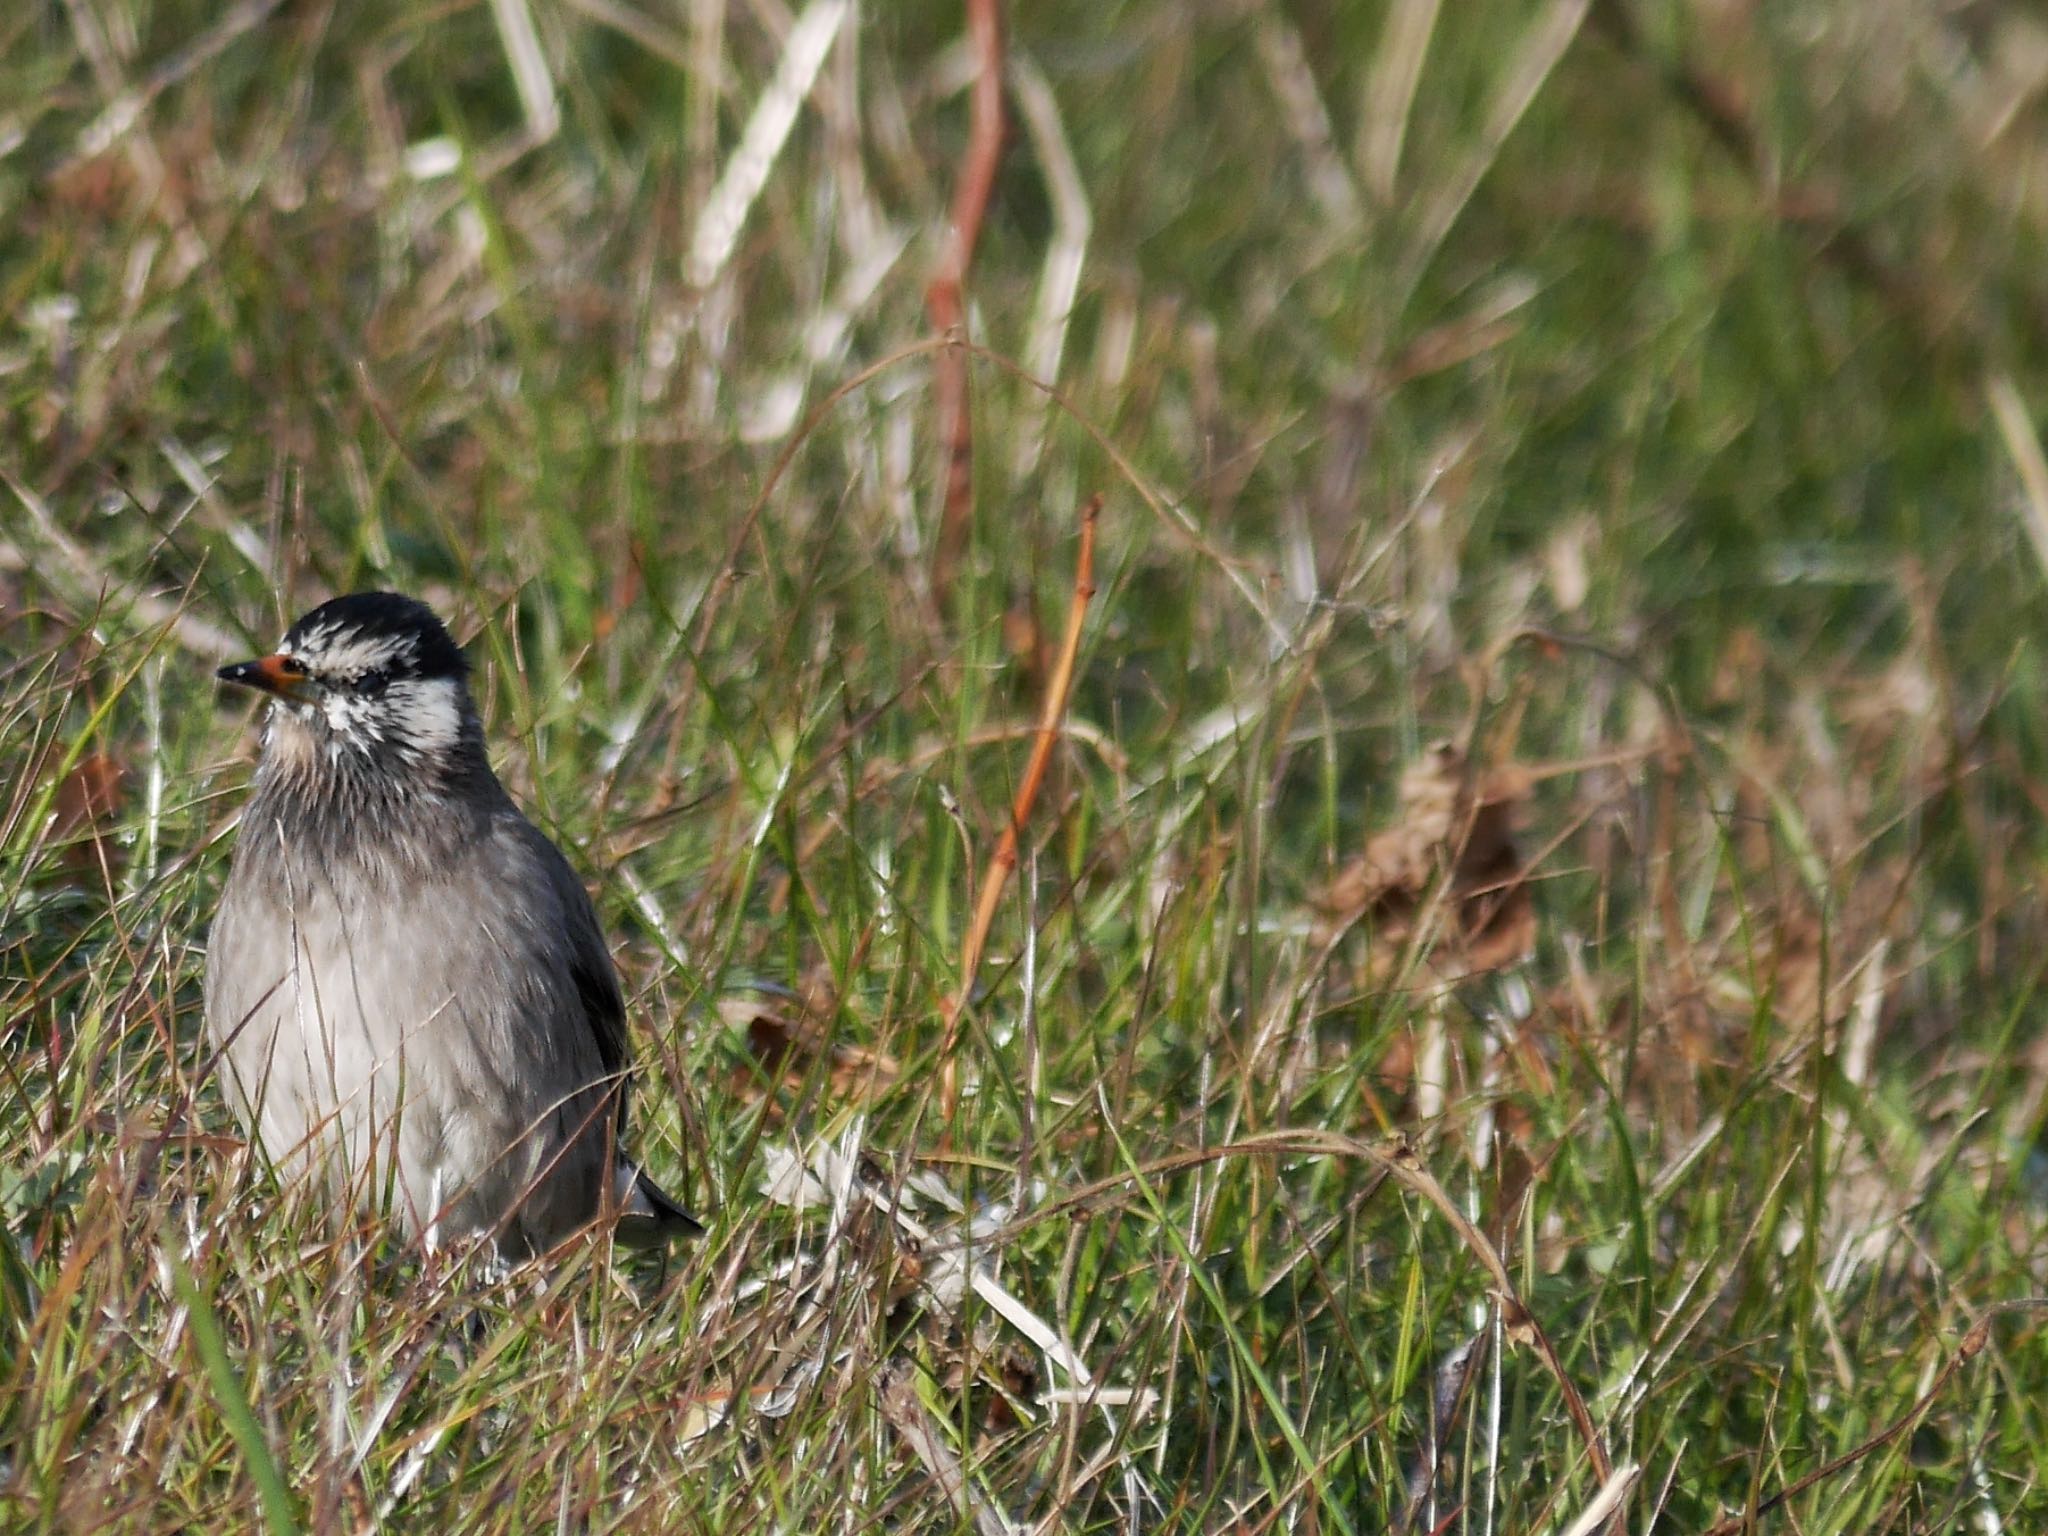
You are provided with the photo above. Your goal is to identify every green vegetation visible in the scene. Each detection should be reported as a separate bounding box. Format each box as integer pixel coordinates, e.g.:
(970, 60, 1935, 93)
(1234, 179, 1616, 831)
(5, 0, 2048, 1529)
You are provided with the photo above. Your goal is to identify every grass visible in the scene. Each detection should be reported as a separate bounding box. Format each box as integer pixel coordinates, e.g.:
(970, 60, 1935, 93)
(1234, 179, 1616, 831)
(5, 0, 2048, 1529)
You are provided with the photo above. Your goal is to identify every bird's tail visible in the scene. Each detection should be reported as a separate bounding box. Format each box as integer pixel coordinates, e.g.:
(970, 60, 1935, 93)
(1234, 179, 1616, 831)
(613, 1162, 706, 1246)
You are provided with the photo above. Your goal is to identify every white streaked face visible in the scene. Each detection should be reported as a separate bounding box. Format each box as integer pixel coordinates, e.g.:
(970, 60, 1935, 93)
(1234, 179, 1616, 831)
(298, 672, 464, 759)
(261, 616, 468, 770)
(220, 592, 475, 786)
(374, 675, 464, 758)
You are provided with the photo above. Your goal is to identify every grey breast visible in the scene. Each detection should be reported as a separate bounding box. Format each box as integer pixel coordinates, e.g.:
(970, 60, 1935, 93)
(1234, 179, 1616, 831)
(203, 801, 620, 1256)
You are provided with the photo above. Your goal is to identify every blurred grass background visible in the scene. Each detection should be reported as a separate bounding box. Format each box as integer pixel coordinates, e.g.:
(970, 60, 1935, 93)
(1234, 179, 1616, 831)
(6, 0, 2048, 1529)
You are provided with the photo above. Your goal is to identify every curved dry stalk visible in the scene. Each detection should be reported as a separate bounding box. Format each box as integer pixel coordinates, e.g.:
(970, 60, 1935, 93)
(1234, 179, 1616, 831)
(1023, 1125, 1616, 1487)
(690, 334, 958, 662)
(1698, 1303, 2037, 1536)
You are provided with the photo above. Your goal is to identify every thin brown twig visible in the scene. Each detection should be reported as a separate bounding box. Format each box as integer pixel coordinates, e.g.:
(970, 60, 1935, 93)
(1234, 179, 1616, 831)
(939, 493, 1100, 1119)
(925, 0, 1006, 609)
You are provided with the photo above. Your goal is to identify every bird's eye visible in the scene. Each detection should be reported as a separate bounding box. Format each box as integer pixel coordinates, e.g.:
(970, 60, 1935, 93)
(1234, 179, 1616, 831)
(278, 656, 309, 677)
(357, 666, 391, 696)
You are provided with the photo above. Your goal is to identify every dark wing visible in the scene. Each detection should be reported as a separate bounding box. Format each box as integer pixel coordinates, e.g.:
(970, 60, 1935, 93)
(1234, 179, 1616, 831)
(570, 952, 632, 1135)
(529, 818, 632, 1133)
(515, 810, 704, 1241)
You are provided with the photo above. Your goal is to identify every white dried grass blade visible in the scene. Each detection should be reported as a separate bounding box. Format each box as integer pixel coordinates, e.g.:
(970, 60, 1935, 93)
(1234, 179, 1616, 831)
(1028, 1440, 1156, 1536)
(1841, 937, 1887, 1089)
(488, 0, 559, 142)
(969, 1268, 1093, 1386)
(1358, 0, 1440, 201)
(613, 861, 671, 949)
(139, 657, 164, 882)
(759, 1140, 829, 1210)
(900, 1164, 968, 1215)
(877, 1362, 1023, 1536)
(1009, 54, 1092, 482)
(1414, 994, 1448, 1123)
(1038, 1385, 1156, 1410)
(1093, 285, 1137, 393)
(738, 375, 809, 446)
(686, 0, 849, 288)
(858, 1155, 1104, 1401)
(687, 0, 726, 182)
(741, 230, 908, 442)
(1989, 373, 2048, 587)
(377, 1414, 462, 1522)
(404, 137, 463, 181)
(1254, 12, 1362, 232)
(159, 435, 273, 577)
(1403, 0, 1588, 288)
(1557, 1461, 1639, 1536)
(60, 0, 176, 214)
(816, 0, 888, 264)
(675, 1391, 728, 1447)
(756, 1354, 824, 1418)
(563, 0, 692, 69)
(806, 231, 908, 365)
(1969, 1447, 2007, 1535)
(825, 1116, 865, 1235)
(73, 0, 287, 161)
(867, 1175, 933, 1245)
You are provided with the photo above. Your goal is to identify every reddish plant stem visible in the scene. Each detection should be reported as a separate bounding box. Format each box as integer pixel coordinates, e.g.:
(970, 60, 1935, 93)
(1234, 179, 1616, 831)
(940, 494, 1100, 1116)
(925, 0, 1006, 608)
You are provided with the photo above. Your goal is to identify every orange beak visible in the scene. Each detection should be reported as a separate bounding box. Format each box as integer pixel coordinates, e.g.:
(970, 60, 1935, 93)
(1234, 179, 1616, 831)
(216, 654, 310, 699)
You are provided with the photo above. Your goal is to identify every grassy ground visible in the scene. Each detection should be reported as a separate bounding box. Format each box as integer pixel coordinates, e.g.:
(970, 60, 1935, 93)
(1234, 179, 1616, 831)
(6, 0, 2048, 1529)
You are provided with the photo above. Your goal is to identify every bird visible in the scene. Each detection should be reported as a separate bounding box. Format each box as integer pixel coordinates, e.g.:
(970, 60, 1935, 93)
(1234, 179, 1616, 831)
(203, 590, 702, 1260)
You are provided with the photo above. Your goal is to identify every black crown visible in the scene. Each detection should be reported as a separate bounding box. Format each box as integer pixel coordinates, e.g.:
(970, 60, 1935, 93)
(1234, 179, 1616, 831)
(285, 592, 469, 680)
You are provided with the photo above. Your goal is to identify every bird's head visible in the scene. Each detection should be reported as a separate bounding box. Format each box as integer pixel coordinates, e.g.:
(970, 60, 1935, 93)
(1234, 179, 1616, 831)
(218, 592, 479, 785)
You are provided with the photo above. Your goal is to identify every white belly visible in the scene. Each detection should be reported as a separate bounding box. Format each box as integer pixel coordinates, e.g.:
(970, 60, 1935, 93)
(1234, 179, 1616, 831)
(203, 841, 609, 1254)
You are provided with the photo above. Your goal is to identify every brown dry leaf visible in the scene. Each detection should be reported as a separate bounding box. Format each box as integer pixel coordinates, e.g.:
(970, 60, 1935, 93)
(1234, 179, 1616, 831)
(939, 1338, 1041, 1436)
(47, 152, 135, 219)
(1496, 1293, 1538, 1349)
(52, 749, 125, 882)
(1757, 912, 1835, 1032)
(1710, 865, 1904, 1040)
(1375, 1029, 1417, 1098)
(1313, 742, 1536, 979)
(723, 994, 900, 1104)
(1002, 590, 1049, 697)
(1708, 625, 1767, 706)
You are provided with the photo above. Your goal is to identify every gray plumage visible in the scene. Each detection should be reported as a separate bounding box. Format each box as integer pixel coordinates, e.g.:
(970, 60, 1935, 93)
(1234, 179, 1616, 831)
(203, 592, 700, 1258)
